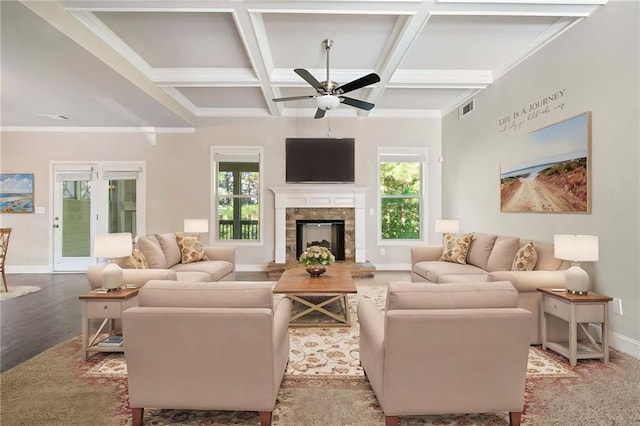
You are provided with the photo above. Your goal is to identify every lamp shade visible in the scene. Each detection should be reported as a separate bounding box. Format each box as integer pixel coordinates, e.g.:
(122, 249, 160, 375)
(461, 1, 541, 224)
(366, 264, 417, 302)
(554, 235, 599, 262)
(317, 95, 340, 111)
(184, 219, 209, 233)
(94, 233, 132, 258)
(435, 219, 459, 234)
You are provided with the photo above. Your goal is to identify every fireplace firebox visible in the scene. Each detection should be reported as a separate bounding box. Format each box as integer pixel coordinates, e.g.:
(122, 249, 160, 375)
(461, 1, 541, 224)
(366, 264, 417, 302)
(296, 220, 345, 261)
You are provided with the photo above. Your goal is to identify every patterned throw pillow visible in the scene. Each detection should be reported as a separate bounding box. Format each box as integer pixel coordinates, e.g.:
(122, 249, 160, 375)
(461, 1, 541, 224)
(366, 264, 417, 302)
(439, 233, 474, 264)
(112, 248, 148, 269)
(511, 241, 538, 271)
(175, 232, 209, 264)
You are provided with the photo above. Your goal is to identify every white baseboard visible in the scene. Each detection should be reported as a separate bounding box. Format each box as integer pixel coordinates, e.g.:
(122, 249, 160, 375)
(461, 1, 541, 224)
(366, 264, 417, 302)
(588, 324, 640, 360)
(6, 266, 52, 274)
(236, 264, 269, 272)
(373, 263, 411, 271)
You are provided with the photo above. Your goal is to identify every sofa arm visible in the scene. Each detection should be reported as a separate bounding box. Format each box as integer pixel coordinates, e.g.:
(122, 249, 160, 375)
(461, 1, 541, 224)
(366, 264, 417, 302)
(410, 246, 444, 264)
(357, 299, 385, 380)
(87, 265, 177, 290)
(204, 246, 237, 267)
(488, 270, 567, 293)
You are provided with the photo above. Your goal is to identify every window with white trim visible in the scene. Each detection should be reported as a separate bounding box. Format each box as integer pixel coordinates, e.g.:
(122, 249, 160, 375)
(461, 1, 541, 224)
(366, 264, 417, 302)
(378, 148, 427, 242)
(212, 147, 262, 242)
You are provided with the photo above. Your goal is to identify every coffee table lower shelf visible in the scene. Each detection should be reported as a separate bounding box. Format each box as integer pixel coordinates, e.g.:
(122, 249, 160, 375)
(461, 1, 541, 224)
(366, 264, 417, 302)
(288, 293, 351, 327)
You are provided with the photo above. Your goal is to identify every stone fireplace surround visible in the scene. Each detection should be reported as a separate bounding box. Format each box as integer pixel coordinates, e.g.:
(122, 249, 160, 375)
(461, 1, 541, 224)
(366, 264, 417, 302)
(269, 186, 374, 278)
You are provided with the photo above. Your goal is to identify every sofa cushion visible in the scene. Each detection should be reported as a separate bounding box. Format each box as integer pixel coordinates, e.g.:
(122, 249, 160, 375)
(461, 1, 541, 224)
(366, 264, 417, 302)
(486, 236, 520, 272)
(533, 241, 565, 271)
(512, 241, 538, 271)
(175, 232, 209, 264)
(386, 281, 518, 311)
(438, 274, 490, 283)
(138, 281, 274, 309)
(439, 233, 473, 264)
(467, 234, 497, 270)
(155, 233, 182, 268)
(112, 248, 148, 269)
(136, 235, 167, 269)
(172, 260, 234, 281)
(413, 261, 486, 283)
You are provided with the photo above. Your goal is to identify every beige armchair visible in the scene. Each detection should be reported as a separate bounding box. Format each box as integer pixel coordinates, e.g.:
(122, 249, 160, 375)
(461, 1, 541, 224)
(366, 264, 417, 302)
(122, 281, 291, 426)
(358, 281, 531, 426)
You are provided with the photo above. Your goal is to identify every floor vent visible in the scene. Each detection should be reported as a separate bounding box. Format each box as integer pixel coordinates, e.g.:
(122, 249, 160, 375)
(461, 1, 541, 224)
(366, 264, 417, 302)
(458, 99, 475, 119)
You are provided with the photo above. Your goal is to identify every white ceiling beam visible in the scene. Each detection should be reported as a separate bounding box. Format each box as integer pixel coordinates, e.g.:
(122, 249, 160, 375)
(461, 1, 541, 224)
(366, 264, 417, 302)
(430, 1, 605, 17)
(20, 0, 196, 126)
(151, 68, 260, 86)
(390, 70, 493, 88)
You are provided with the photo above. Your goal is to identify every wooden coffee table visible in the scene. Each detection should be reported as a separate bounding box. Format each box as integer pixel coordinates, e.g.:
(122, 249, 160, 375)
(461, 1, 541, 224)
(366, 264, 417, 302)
(274, 267, 357, 327)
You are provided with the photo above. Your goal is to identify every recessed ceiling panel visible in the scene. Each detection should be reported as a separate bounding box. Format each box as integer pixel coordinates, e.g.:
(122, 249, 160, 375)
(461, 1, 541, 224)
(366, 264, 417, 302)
(1, 2, 190, 127)
(402, 15, 558, 70)
(376, 88, 469, 110)
(95, 11, 251, 68)
(263, 13, 397, 70)
(178, 87, 267, 108)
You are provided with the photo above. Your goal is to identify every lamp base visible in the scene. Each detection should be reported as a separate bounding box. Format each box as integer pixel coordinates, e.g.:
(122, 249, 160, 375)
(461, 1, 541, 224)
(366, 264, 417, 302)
(102, 262, 123, 291)
(567, 289, 589, 295)
(564, 264, 590, 295)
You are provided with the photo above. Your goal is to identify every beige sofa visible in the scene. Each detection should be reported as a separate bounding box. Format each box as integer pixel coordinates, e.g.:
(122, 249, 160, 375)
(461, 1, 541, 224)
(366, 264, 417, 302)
(87, 232, 236, 289)
(123, 281, 291, 426)
(358, 281, 531, 426)
(411, 234, 569, 344)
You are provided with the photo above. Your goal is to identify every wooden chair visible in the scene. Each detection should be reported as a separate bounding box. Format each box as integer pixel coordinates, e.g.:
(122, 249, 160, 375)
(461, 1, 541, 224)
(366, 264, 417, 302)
(0, 228, 12, 292)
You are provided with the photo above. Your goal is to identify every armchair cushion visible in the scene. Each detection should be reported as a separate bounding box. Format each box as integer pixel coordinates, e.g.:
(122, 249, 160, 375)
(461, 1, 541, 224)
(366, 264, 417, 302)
(385, 281, 519, 311)
(139, 281, 274, 309)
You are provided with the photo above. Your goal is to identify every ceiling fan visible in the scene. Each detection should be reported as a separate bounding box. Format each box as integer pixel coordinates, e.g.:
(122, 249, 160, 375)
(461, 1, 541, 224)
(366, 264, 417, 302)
(272, 39, 381, 119)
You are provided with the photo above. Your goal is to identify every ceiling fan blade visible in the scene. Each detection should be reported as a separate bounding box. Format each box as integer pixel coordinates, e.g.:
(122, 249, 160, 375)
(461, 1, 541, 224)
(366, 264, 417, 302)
(334, 73, 381, 94)
(340, 96, 375, 111)
(314, 108, 326, 119)
(294, 68, 324, 92)
(272, 95, 315, 102)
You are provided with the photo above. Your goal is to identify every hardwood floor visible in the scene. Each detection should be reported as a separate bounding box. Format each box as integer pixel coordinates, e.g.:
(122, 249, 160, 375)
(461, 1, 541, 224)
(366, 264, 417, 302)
(0, 271, 271, 373)
(1, 273, 91, 372)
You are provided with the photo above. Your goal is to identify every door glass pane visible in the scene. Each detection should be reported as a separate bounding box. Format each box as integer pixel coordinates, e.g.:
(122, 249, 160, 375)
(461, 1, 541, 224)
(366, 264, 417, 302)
(62, 180, 91, 257)
(107, 179, 137, 235)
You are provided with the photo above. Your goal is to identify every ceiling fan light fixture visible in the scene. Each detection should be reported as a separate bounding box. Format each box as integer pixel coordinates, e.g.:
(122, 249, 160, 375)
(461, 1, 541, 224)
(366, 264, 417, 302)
(317, 94, 340, 111)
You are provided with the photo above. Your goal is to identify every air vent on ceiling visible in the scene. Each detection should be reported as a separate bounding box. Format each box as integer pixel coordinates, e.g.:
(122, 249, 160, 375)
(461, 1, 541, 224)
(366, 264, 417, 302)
(37, 114, 69, 120)
(458, 99, 475, 119)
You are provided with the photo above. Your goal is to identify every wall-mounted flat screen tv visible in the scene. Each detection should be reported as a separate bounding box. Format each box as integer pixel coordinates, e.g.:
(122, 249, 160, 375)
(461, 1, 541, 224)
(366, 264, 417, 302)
(286, 138, 355, 183)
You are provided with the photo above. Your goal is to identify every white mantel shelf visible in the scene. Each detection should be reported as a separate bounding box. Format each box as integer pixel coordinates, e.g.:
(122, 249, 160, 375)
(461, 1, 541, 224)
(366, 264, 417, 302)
(270, 185, 369, 263)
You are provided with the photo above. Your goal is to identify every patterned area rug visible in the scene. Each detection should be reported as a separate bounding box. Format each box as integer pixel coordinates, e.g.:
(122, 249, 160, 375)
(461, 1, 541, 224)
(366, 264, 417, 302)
(85, 284, 574, 380)
(0, 285, 41, 301)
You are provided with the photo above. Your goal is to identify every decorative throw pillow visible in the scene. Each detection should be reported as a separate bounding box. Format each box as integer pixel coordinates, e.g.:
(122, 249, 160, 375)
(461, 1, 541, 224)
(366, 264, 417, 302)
(511, 241, 538, 271)
(439, 233, 474, 265)
(111, 248, 148, 269)
(175, 232, 209, 264)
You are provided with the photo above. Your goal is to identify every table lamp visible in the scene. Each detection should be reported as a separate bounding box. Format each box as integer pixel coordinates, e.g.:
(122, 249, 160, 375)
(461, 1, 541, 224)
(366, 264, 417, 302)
(554, 234, 599, 295)
(184, 219, 209, 243)
(435, 219, 459, 234)
(94, 233, 132, 291)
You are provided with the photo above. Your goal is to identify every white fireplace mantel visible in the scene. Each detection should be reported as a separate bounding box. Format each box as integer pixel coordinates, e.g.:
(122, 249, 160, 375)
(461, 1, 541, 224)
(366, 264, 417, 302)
(270, 185, 368, 263)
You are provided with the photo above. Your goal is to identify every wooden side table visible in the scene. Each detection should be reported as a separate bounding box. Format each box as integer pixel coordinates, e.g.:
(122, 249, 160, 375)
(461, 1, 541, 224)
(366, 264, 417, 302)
(538, 288, 613, 367)
(79, 288, 139, 360)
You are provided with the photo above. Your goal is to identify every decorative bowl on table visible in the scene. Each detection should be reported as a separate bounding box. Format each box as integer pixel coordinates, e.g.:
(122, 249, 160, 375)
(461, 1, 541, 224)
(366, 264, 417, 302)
(299, 245, 335, 277)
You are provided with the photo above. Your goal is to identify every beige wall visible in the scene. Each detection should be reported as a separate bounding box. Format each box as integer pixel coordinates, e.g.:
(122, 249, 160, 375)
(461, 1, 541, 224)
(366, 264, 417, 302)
(0, 116, 442, 270)
(441, 2, 640, 351)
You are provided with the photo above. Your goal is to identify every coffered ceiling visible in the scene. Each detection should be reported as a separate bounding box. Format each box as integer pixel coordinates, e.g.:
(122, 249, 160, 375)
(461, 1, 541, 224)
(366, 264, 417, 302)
(1, 0, 606, 129)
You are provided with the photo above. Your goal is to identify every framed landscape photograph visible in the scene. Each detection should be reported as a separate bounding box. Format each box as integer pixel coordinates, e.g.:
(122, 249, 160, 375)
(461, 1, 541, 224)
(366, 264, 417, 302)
(500, 112, 591, 213)
(0, 173, 35, 213)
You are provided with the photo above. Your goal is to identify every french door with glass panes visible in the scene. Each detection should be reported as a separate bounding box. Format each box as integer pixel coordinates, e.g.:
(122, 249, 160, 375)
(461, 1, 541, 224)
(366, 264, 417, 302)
(52, 162, 145, 271)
